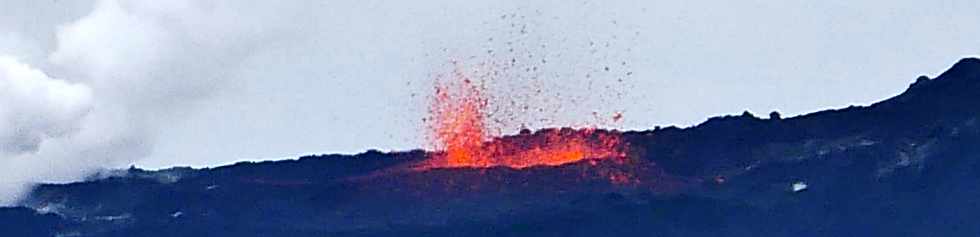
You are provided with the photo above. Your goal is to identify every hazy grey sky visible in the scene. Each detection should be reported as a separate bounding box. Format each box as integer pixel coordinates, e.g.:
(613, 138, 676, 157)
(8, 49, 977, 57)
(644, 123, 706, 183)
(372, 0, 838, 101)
(148, 0, 980, 168)
(0, 0, 978, 203)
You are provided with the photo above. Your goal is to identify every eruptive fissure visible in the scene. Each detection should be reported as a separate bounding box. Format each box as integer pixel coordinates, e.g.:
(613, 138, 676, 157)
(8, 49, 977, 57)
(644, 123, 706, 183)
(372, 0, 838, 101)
(421, 68, 629, 170)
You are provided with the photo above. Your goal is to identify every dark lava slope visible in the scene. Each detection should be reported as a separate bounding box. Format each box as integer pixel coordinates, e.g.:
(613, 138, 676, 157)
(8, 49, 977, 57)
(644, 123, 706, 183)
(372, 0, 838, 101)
(4, 58, 980, 237)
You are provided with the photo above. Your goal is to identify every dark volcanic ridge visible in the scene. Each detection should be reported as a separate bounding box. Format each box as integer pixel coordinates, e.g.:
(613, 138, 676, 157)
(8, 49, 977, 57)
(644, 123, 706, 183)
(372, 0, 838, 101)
(5, 57, 980, 237)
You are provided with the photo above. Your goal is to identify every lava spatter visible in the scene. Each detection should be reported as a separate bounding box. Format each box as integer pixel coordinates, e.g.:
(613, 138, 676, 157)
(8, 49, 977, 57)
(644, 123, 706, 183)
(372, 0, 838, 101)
(417, 13, 637, 177)
(423, 68, 628, 170)
(428, 70, 492, 167)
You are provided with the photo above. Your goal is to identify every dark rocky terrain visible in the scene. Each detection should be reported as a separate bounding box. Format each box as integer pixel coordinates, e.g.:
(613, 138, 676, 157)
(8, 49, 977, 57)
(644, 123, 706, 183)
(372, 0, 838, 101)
(4, 58, 980, 236)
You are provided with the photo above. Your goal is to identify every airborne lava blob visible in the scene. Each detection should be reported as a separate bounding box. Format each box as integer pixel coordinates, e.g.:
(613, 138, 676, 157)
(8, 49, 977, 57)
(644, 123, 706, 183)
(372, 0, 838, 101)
(422, 68, 628, 170)
(414, 10, 638, 174)
(428, 69, 493, 167)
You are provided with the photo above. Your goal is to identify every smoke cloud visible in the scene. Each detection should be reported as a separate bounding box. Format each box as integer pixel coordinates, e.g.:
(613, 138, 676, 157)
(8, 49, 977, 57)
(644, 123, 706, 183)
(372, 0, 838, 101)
(0, 57, 93, 155)
(0, 0, 311, 205)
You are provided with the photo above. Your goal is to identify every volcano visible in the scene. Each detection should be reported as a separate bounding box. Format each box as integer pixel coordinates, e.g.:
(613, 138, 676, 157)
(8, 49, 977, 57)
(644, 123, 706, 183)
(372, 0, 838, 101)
(5, 58, 980, 236)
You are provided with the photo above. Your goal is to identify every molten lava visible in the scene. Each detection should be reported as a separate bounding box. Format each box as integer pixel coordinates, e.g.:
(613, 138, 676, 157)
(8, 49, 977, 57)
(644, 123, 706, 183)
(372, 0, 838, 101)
(429, 73, 493, 167)
(423, 69, 628, 170)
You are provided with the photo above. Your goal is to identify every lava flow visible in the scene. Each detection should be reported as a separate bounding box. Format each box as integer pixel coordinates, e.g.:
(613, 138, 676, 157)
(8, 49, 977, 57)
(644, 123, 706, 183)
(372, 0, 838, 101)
(421, 68, 629, 170)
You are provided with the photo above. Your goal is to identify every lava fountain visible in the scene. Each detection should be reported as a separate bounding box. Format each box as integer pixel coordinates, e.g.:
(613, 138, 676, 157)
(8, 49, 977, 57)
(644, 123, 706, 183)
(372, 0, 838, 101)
(422, 67, 628, 170)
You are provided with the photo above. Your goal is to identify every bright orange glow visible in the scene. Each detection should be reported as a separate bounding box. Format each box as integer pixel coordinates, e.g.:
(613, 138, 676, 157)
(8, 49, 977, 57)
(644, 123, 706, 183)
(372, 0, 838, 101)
(429, 71, 493, 167)
(423, 68, 628, 170)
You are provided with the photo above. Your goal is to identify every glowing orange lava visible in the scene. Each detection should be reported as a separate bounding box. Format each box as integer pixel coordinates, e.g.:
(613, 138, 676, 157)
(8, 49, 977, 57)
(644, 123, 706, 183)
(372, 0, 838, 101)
(429, 71, 493, 167)
(423, 69, 628, 170)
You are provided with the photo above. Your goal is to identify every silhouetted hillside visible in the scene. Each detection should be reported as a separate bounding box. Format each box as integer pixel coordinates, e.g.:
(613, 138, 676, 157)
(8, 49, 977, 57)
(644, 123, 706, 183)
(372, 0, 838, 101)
(6, 58, 980, 236)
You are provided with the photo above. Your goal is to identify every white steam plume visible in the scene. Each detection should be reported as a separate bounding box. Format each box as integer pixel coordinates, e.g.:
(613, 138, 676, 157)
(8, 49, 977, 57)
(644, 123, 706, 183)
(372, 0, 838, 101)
(0, 57, 94, 204)
(0, 57, 92, 155)
(0, 0, 311, 205)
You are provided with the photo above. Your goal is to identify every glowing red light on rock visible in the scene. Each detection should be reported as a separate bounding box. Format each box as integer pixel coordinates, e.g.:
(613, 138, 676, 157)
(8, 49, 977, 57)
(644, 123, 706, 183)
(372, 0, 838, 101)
(429, 71, 493, 167)
(423, 68, 628, 170)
